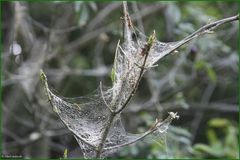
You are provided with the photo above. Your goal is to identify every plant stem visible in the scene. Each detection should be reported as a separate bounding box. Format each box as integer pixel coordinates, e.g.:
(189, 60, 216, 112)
(95, 113, 116, 158)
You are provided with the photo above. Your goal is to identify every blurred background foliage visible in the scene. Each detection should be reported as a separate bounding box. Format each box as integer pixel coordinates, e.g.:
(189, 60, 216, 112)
(2, 1, 239, 159)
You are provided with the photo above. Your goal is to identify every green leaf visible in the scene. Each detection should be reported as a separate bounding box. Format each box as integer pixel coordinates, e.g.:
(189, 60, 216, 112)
(63, 148, 68, 159)
(225, 126, 237, 150)
(111, 67, 116, 83)
(111, 40, 120, 84)
(208, 118, 229, 128)
(40, 69, 47, 82)
(194, 60, 217, 82)
(194, 60, 207, 70)
(193, 144, 224, 157)
(207, 67, 217, 82)
(147, 30, 156, 47)
(207, 129, 218, 146)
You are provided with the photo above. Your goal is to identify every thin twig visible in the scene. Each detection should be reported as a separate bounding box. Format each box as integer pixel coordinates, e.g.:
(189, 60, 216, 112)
(184, 14, 239, 42)
(94, 10, 239, 158)
(95, 2, 138, 157)
(95, 113, 115, 157)
(154, 14, 239, 63)
(87, 3, 121, 31)
(64, 4, 164, 54)
(116, 31, 156, 114)
(122, 1, 132, 44)
(28, 15, 82, 34)
(104, 112, 178, 151)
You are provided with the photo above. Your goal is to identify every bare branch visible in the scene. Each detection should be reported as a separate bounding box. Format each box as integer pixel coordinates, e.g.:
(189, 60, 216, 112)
(104, 112, 179, 151)
(116, 30, 156, 114)
(152, 14, 239, 65)
(122, 1, 133, 44)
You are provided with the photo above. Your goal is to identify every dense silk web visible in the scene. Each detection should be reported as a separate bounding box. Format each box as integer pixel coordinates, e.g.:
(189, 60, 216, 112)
(40, 15, 198, 158)
(41, 2, 233, 158)
(43, 83, 176, 158)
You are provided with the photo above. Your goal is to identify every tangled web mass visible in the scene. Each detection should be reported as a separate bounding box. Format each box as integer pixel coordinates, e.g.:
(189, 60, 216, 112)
(42, 28, 180, 157)
(40, 4, 190, 158)
(40, 3, 238, 157)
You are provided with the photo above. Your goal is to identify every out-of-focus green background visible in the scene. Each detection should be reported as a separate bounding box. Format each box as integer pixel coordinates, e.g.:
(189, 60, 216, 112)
(2, 1, 239, 159)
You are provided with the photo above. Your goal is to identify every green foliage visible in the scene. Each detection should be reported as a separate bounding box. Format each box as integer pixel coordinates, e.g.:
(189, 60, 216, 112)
(69, 55, 90, 69)
(111, 67, 116, 83)
(194, 60, 217, 82)
(63, 148, 68, 159)
(40, 69, 47, 82)
(147, 30, 156, 47)
(192, 118, 239, 159)
(110, 40, 120, 84)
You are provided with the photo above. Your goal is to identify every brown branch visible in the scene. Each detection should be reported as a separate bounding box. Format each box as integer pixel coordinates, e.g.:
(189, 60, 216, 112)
(104, 112, 179, 151)
(95, 113, 115, 157)
(95, 12, 239, 158)
(96, 26, 156, 159)
(122, 1, 132, 43)
(115, 31, 156, 114)
(184, 14, 239, 42)
(154, 14, 239, 63)
(95, 2, 150, 157)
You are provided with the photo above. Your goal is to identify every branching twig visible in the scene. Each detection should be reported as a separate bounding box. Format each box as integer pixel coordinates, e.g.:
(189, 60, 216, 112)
(104, 112, 179, 151)
(116, 30, 156, 114)
(154, 14, 239, 63)
(95, 9, 239, 158)
(40, 2, 238, 158)
(96, 10, 157, 157)
(28, 15, 83, 34)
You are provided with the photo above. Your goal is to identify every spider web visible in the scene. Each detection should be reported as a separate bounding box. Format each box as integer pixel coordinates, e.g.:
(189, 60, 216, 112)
(40, 2, 236, 157)
(44, 82, 176, 158)
(48, 88, 135, 157)
(42, 24, 184, 157)
(42, 4, 186, 158)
